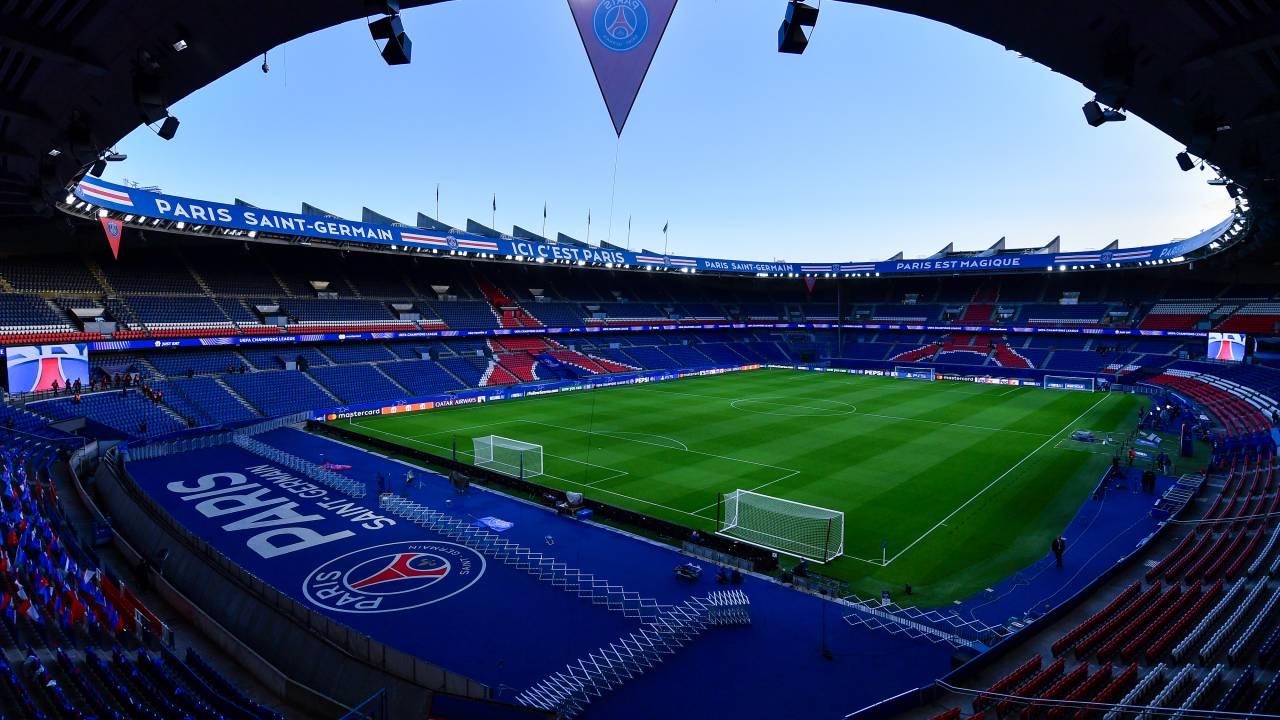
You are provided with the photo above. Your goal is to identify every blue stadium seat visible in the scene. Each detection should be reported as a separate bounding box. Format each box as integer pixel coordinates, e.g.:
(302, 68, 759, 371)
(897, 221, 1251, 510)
(224, 371, 335, 416)
(380, 360, 466, 395)
(308, 364, 407, 403)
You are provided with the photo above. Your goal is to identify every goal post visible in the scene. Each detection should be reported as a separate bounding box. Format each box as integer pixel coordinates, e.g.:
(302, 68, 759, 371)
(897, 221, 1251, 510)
(1042, 375, 1097, 392)
(472, 435, 544, 479)
(716, 490, 844, 562)
(894, 366, 936, 381)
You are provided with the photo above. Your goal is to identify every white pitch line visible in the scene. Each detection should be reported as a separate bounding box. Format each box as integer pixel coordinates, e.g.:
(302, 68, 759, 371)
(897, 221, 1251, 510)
(638, 385, 1055, 438)
(351, 422, 632, 478)
(882, 393, 1113, 566)
(518, 419, 799, 474)
(689, 469, 802, 516)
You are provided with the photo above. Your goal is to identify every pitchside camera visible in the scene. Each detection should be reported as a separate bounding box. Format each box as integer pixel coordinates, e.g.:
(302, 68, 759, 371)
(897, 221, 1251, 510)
(778, 1, 819, 55)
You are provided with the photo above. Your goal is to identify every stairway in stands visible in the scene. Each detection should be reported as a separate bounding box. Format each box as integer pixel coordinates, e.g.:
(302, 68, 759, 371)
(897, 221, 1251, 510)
(476, 275, 542, 328)
(992, 343, 1033, 368)
(957, 285, 999, 324)
(892, 343, 940, 363)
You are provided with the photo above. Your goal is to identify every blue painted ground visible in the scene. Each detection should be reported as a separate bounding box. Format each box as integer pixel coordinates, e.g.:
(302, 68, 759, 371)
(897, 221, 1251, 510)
(128, 428, 956, 719)
(950, 468, 1175, 627)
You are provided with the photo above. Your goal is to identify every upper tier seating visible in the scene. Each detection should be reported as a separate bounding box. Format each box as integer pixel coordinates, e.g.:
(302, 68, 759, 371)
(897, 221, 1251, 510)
(101, 254, 206, 295)
(1, 257, 101, 294)
(1139, 301, 1217, 331)
(677, 302, 726, 321)
(1020, 303, 1109, 325)
(316, 343, 395, 363)
(283, 297, 397, 323)
(592, 302, 667, 324)
(871, 304, 942, 322)
(1218, 303, 1280, 334)
(958, 303, 994, 324)
(125, 296, 233, 328)
(423, 300, 499, 330)
(524, 302, 588, 327)
(146, 349, 246, 377)
(239, 346, 329, 370)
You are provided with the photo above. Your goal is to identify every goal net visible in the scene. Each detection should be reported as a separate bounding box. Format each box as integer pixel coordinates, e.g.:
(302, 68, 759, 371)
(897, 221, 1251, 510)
(717, 490, 844, 562)
(472, 435, 544, 479)
(1043, 375, 1096, 392)
(894, 366, 936, 381)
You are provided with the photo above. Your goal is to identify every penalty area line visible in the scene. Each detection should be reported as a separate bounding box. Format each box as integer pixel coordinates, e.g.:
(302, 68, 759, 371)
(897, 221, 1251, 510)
(883, 392, 1113, 567)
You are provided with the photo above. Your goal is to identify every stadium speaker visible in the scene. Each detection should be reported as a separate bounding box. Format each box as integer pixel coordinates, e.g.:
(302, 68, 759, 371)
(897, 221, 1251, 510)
(88, 158, 107, 177)
(369, 14, 412, 65)
(1082, 100, 1126, 127)
(778, 1, 819, 54)
(157, 116, 180, 141)
(1175, 151, 1195, 172)
(1082, 100, 1105, 127)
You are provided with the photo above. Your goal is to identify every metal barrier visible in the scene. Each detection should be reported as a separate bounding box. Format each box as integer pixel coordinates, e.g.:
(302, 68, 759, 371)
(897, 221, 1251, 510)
(232, 434, 365, 497)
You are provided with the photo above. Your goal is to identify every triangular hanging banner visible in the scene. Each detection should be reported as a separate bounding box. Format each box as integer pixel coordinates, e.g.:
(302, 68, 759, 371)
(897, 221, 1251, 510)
(99, 216, 123, 259)
(568, 0, 679, 135)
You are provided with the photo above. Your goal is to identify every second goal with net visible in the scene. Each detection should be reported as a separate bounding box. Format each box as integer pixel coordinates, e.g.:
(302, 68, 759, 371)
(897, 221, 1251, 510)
(472, 435, 544, 479)
(716, 489, 844, 562)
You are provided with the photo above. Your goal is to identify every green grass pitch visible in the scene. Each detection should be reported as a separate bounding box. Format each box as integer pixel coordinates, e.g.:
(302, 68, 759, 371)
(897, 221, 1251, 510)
(338, 368, 1142, 605)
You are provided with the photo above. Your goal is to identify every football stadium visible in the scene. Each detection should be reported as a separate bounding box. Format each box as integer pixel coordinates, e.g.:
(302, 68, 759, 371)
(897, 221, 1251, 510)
(1, 2, 1280, 719)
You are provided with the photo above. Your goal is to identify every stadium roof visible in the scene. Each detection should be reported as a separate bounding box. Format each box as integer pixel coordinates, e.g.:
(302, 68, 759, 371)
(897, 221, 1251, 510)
(3, 0, 1276, 262)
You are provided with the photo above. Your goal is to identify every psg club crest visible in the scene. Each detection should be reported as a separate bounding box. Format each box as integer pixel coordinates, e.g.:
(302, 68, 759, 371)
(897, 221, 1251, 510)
(594, 0, 649, 52)
(5, 344, 90, 393)
(302, 541, 485, 614)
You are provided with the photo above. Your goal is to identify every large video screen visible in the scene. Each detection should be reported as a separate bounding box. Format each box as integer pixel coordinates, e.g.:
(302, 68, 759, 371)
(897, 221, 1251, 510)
(4, 344, 91, 392)
(1206, 332, 1248, 362)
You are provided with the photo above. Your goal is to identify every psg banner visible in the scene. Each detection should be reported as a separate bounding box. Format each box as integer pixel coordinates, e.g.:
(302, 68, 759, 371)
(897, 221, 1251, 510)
(72, 178, 1233, 277)
(4, 344, 91, 393)
(568, 0, 679, 135)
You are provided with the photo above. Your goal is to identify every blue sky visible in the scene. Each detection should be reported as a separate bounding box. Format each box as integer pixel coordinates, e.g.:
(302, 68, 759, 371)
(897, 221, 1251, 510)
(110, 1, 1231, 262)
